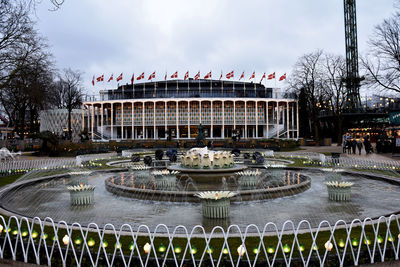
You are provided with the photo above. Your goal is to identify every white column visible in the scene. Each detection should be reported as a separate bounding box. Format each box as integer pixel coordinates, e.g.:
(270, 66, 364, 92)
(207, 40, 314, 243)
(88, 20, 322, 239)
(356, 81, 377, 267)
(211, 101, 213, 138)
(100, 104, 104, 140)
(153, 102, 156, 139)
(276, 102, 279, 138)
(255, 101, 258, 138)
(291, 102, 295, 138)
(266, 101, 269, 138)
(121, 102, 124, 139)
(296, 101, 299, 139)
(95, 107, 100, 131)
(165, 101, 167, 138)
(105, 107, 108, 126)
(87, 105, 90, 132)
(222, 101, 225, 138)
(199, 100, 202, 124)
(286, 101, 289, 138)
(142, 102, 145, 139)
(81, 105, 84, 132)
(244, 101, 247, 139)
(176, 101, 179, 138)
(131, 102, 134, 140)
(233, 101, 236, 130)
(111, 103, 114, 140)
(188, 101, 191, 138)
(91, 105, 94, 140)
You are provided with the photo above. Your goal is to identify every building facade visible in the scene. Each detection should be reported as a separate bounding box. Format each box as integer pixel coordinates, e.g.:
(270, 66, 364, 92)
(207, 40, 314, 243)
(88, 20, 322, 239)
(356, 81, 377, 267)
(82, 79, 298, 141)
(39, 109, 83, 142)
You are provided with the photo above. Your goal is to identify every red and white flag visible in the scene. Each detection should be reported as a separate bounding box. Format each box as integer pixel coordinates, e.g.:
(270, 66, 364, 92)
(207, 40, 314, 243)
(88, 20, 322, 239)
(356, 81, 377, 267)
(107, 74, 113, 82)
(279, 73, 286, 81)
(96, 74, 104, 82)
(194, 71, 200, 80)
(164, 72, 167, 81)
(260, 72, 266, 83)
(226, 70, 234, 79)
(249, 71, 255, 80)
(219, 71, 223, 80)
(204, 71, 212, 79)
(268, 72, 275, 80)
(116, 73, 123, 82)
(184, 71, 189, 80)
(137, 72, 144, 80)
(171, 71, 178, 79)
(239, 71, 245, 80)
(92, 75, 95, 86)
(148, 71, 156, 80)
(130, 73, 134, 84)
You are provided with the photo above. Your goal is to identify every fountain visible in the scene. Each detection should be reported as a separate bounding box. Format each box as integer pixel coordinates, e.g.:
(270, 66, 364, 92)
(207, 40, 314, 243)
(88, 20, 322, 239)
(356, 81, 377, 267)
(152, 170, 179, 190)
(195, 191, 236, 219)
(236, 170, 260, 188)
(168, 147, 247, 183)
(326, 181, 353, 201)
(129, 165, 151, 179)
(67, 183, 95, 205)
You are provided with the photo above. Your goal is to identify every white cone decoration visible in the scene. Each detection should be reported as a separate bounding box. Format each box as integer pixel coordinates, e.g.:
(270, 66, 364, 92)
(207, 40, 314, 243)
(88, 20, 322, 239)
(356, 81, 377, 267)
(325, 181, 353, 201)
(195, 191, 236, 219)
(67, 183, 95, 205)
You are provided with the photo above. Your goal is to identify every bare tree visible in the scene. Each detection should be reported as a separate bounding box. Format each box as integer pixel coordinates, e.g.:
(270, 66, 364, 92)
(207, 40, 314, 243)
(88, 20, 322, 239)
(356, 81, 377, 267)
(324, 54, 347, 143)
(50, 68, 84, 140)
(0, 1, 34, 91)
(361, 12, 400, 93)
(288, 50, 327, 141)
(0, 35, 54, 139)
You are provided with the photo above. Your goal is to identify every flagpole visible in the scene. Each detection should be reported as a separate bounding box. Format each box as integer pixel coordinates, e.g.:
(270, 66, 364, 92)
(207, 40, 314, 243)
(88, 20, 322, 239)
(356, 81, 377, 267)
(221, 71, 224, 97)
(210, 70, 212, 95)
(165, 71, 167, 97)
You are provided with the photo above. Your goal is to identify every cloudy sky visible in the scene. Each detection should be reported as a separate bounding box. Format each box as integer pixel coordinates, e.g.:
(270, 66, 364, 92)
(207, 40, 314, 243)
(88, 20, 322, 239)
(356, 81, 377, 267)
(35, 0, 395, 95)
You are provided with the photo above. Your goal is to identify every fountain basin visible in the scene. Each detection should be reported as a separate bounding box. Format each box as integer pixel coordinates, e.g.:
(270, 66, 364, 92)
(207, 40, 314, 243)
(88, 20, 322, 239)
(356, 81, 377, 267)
(104, 174, 311, 202)
(168, 164, 247, 183)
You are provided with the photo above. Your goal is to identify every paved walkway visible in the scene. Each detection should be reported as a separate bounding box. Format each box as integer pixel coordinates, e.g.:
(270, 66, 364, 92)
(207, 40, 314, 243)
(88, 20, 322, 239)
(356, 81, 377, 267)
(299, 144, 400, 162)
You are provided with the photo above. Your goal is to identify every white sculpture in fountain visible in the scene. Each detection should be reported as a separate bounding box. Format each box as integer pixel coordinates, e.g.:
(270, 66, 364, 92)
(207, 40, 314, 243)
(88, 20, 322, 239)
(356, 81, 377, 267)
(180, 147, 234, 169)
(325, 181, 354, 201)
(0, 147, 21, 161)
(67, 183, 95, 205)
(195, 191, 237, 219)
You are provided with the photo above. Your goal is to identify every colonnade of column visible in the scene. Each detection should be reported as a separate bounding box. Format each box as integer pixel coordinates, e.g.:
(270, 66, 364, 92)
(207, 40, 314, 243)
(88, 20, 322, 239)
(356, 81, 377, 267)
(82, 99, 299, 140)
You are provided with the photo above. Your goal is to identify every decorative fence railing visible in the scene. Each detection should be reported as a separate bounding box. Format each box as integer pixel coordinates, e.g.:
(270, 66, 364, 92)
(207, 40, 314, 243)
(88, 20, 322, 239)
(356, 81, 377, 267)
(315, 157, 400, 171)
(0, 159, 76, 175)
(76, 152, 118, 165)
(0, 215, 399, 266)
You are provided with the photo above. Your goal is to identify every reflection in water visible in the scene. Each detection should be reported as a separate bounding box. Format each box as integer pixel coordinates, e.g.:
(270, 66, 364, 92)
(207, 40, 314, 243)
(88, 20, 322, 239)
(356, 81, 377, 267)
(110, 169, 307, 192)
(1, 169, 400, 233)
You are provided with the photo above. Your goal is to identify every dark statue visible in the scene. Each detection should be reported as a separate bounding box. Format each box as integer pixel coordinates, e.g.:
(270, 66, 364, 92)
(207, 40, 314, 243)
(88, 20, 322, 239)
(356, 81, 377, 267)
(196, 123, 205, 147)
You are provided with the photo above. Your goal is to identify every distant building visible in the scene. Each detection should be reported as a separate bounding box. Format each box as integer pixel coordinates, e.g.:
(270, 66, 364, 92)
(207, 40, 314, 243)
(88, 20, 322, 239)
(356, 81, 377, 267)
(82, 79, 299, 141)
(39, 109, 83, 142)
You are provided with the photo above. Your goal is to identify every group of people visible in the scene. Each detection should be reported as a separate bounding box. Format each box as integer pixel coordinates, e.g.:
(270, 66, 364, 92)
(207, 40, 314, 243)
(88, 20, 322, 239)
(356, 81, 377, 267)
(342, 134, 373, 155)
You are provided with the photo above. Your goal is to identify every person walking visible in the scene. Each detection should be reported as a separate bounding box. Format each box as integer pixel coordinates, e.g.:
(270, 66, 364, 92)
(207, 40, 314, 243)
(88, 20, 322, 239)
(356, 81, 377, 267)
(346, 139, 352, 154)
(351, 138, 357, 154)
(364, 135, 371, 154)
(357, 138, 363, 155)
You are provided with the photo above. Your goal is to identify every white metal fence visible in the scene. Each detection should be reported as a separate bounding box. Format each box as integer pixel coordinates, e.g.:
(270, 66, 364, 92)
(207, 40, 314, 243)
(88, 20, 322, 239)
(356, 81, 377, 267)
(320, 157, 400, 171)
(76, 152, 118, 165)
(0, 159, 76, 174)
(0, 215, 399, 266)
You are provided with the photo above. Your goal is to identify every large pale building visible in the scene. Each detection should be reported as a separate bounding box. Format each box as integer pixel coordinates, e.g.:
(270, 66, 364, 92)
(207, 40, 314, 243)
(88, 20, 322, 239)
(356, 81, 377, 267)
(82, 79, 298, 141)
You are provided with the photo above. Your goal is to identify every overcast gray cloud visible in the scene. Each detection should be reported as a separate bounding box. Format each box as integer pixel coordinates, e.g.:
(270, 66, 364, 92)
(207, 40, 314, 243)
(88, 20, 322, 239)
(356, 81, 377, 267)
(35, 0, 395, 94)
